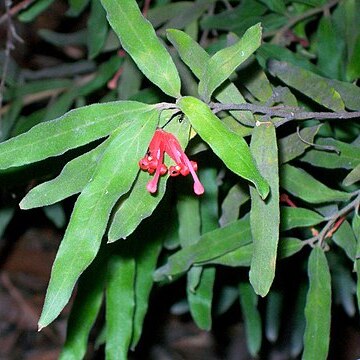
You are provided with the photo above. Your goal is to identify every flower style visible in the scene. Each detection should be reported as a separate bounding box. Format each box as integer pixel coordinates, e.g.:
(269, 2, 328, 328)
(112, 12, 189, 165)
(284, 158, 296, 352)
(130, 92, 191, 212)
(139, 129, 204, 195)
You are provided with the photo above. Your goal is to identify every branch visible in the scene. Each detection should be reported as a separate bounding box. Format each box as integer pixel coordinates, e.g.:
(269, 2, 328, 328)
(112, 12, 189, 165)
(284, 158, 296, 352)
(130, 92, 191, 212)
(304, 190, 360, 248)
(209, 102, 360, 127)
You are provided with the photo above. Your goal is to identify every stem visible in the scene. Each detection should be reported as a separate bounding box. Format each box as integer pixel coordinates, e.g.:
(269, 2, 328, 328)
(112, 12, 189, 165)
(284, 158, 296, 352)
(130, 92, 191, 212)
(304, 191, 360, 248)
(209, 102, 360, 127)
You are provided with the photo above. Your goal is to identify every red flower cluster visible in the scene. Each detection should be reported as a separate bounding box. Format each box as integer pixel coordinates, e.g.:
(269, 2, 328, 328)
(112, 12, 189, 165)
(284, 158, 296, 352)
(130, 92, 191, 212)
(139, 129, 204, 195)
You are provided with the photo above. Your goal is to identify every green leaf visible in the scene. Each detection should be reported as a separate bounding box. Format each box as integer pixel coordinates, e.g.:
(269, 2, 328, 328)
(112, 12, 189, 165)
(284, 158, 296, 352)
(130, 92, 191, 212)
(278, 125, 321, 164)
(101, 0, 181, 98)
(147, 2, 193, 28)
(238, 282, 262, 356)
(131, 233, 163, 349)
(280, 164, 351, 204)
(0, 207, 15, 238)
(265, 290, 283, 343)
(353, 212, 360, 313)
(249, 122, 280, 297)
(303, 247, 331, 360)
(326, 78, 360, 111)
(87, 0, 108, 59)
(198, 23, 262, 102)
(208, 237, 303, 267)
(108, 118, 190, 242)
(0, 101, 154, 170)
(59, 248, 107, 360)
(38, 110, 157, 328)
(268, 60, 345, 111)
(316, 16, 345, 80)
(20, 139, 109, 209)
(43, 204, 66, 229)
(219, 183, 250, 226)
(18, 0, 55, 22)
(178, 96, 269, 199)
(280, 206, 324, 231)
(300, 138, 360, 169)
(153, 215, 252, 281)
(346, 34, 360, 81)
(67, 0, 90, 16)
(343, 163, 360, 186)
(106, 245, 136, 360)
(167, 29, 254, 125)
(258, 0, 286, 13)
(332, 220, 357, 261)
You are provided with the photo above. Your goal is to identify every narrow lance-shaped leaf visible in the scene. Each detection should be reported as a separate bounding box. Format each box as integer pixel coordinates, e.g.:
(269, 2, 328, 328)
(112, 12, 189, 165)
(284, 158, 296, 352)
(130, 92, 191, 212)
(59, 247, 108, 360)
(280, 164, 351, 204)
(268, 60, 345, 111)
(108, 118, 190, 242)
(198, 23, 262, 102)
(178, 96, 269, 199)
(0, 101, 153, 170)
(131, 227, 164, 349)
(239, 282, 262, 356)
(332, 220, 357, 261)
(106, 245, 136, 360)
(153, 215, 252, 281)
(166, 29, 254, 125)
(249, 122, 280, 297)
(186, 168, 218, 331)
(101, 0, 181, 98)
(343, 163, 360, 186)
(20, 137, 110, 209)
(280, 206, 324, 231)
(303, 247, 331, 360)
(353, 212, 360, 313)
(38, 110, 157, 329)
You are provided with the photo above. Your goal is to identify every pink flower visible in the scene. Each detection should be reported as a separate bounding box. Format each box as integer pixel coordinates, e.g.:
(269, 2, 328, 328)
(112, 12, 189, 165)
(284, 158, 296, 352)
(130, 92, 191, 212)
(139, 129, 204, 195)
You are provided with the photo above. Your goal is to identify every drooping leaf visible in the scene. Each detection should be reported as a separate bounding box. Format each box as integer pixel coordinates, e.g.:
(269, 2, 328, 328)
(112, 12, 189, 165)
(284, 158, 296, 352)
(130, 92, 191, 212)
(153, 215, 252, 281)
(0, 101, 154, 170)
(280, 206, 324, 231)
(38, 110, 157, 328)
(87, 0, 108, 59)
(105, 245, 136, 360)
(167, 29, 254, 125)
(0, 207, 15, 239)
(219, 183, 250, 227)
(101, 0, 181, 98)
(238, 282, 262, 356)
(265, 290, 283, 343)
(280, 164, 351, 204)
(178, 96, 269, 199)
(249, 122, 280, 297)
(59, 247, 108, 360)
(131, 232, 163, 349)
(198, 23, 262, 102)
(303, 247, 331, 360)
(300, 138, 360, 169)
(67, 0, 90, 16)
(268, 60, 345, 111)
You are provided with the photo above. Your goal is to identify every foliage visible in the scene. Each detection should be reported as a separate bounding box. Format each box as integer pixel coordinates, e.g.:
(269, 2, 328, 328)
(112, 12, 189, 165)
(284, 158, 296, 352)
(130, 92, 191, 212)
(1, 0, 360, 358)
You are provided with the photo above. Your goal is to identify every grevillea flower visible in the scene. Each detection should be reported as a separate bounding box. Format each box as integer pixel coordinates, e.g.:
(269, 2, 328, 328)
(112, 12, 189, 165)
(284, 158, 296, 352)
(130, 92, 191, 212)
(139, 129, 204, 195)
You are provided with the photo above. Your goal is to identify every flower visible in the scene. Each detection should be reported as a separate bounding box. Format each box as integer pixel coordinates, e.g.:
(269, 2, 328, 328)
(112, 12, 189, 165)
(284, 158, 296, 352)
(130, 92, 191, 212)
(139, 129, 204, 195)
